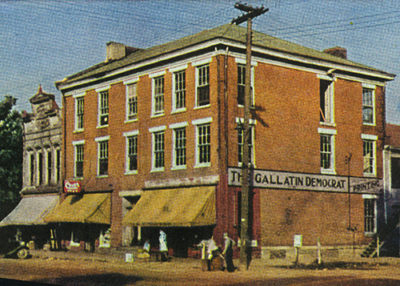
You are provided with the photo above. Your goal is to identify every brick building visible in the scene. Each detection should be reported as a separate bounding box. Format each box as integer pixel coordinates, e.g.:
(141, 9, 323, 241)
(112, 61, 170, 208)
(52, 24, 395, 257)
(0, 86, 61, 247)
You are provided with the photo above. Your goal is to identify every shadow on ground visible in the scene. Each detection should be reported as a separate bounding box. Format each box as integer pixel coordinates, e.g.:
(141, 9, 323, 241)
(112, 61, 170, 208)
(35, 273, 144, 286)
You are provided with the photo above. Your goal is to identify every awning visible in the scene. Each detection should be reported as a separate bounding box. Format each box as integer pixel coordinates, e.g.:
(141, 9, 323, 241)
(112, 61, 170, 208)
(44, 193, 111, 224)
(122, 186, 216, 227)
(0, 195, 59, 227)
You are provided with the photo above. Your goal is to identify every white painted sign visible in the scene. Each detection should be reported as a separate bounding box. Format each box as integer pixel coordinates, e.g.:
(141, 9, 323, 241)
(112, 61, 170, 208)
(294, 235, 303, 247)
(228, 167, 382, 194)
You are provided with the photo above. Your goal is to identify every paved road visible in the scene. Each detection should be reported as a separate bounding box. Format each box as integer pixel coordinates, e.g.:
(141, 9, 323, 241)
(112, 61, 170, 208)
(1, 255, 400, 285)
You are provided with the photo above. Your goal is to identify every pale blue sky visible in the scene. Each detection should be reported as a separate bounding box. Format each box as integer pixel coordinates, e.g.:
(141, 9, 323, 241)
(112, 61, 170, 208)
(1, 0, 400, 123)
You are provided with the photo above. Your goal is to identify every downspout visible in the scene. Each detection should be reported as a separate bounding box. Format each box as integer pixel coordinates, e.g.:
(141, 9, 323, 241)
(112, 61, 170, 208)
(224, 47, 229, 234)
(382, 85, 388, 224)
(62, 92, 67, 195)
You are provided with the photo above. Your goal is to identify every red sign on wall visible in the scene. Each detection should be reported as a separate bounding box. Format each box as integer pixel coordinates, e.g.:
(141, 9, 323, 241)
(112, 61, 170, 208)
(64, 180, 82, 193)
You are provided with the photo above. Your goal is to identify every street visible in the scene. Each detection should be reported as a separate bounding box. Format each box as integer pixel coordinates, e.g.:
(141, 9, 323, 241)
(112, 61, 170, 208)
(1, 253, 400, 285)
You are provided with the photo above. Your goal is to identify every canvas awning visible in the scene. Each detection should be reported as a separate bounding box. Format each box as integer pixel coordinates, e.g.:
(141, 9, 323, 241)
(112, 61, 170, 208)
(44, 193, 111, 224)
(0, 195, 59, 227)
(122, 186, 216, 227)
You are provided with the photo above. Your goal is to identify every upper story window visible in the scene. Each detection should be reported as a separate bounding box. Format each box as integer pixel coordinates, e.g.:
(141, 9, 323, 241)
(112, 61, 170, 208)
(173, 70, 186, 112)
(318, 128, 336, 174)
(124, 130, 139, 174)
(98, 90, 109, 127)
(96, 136, 109, 176)
(150, 126, 166, 172)
(47, 150, 52, 184)
(319, 78, 334, 124)
(29, 153, 35, 186)
(196, 64, 210, 107)
(237, 64, 254, 107)
(56, 149, 60, 183)
(73, 141, 84, 178)
(362, 86, 375, 125)
(126, 83, 138, 121)
(193, 117, 212, 167)
(152, 76, 164, 116)
(237, 119, 255, 166)
(75, 96, 84, 131)
(362, 134, 377, 176)
(38, 152, 43, 185)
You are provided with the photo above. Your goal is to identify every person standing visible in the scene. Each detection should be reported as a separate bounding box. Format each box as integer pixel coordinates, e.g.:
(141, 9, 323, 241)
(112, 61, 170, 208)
(159, 230, 168, 262)
(222, 233, 235, 272)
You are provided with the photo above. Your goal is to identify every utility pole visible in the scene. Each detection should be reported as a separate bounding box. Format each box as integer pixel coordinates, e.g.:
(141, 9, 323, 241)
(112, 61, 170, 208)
(232, 2, 268, 270)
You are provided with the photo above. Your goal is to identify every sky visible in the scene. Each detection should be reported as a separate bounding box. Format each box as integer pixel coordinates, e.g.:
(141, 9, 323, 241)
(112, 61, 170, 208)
(1, 0, 400, 123)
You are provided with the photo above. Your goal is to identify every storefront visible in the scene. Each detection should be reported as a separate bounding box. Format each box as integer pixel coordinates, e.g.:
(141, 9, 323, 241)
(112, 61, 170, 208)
(122, 186, 216, 257)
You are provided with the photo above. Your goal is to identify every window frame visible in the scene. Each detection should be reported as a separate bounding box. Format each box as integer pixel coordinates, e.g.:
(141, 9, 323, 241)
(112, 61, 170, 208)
(237, 63, 255, 107)
(123, 130, 139, 174)
(362, 134, 377, 177)
(150, 126, 166, 172)
(95, 136, 109, 177)
(125, 80, 138, 122)
(97, 87, 110, 127)
(172, 69, 186, 113)
(151, 75, 165, 117)
(318, 75, 335, 125)
(170, 122, 188, 170)
(192, 117, 212, 168)
(363, 195, 377, 235)
(73, 140, 85, 178)
(195, 64, 210, 108)
(362, 84, 376, 126)
(318, 128, 336, 174)
(74, 94, 85, 132)
(236, 118, 256, 167)
(46, 149, 52, 185)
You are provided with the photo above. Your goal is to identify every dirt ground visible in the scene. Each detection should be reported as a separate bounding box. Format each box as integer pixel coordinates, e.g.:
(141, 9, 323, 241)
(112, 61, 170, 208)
(1, 253, 400, 286)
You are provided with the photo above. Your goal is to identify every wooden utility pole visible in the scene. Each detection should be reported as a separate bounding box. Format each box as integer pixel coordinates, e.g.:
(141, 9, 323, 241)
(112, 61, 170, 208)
(232, 2, 268, 270)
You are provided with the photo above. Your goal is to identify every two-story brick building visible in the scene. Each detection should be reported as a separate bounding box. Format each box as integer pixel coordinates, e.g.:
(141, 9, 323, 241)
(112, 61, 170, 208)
(50, 24, 395, 258)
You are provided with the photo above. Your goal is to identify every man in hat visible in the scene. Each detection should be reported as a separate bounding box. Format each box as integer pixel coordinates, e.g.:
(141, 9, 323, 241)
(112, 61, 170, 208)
(222, 232, 235, 272)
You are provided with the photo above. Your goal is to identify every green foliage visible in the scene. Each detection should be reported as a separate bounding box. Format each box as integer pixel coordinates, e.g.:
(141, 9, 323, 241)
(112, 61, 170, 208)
(0, 96, 23, 219)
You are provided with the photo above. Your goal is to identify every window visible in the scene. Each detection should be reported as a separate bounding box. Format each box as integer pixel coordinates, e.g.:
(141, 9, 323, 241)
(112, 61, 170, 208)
(362, 87, 375, 124)
(173, 127, 186, 168)
(364, 198, 376, 233)
(152, 76, 164, 116)
(126, 83, 138, 121)
(30, 153, 35, 186)
(320, 79, 334, 124)
(238, 126, 254, 166)
(127, 135, 138, 172)
(152, 131, 165, 171)
(47, 150, 52, 184)
(173, 70, 186, 111)
(75, 97, 84, 131)
(56, 149, 60, 183)
(363, 140, 375, 175)
(74, 144, 84, 178)
(391, 158, 400, 188)
(197, 124, 211, 166)
(98, 90, 109, 126)
(97, 139, 109, 176)
(196, 64, 210, 107)
(237, 64, 254, 106)
(318, 128, 336, 174)
(38, 152, 43, 185)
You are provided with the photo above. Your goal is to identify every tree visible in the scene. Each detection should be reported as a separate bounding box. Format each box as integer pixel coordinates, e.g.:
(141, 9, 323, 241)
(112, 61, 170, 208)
(0, 96, 23, 220)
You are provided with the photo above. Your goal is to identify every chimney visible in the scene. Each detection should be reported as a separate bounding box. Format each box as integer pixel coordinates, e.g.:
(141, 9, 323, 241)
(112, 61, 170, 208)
(323, 46, 347, 59)
(106, 42, 141, 62)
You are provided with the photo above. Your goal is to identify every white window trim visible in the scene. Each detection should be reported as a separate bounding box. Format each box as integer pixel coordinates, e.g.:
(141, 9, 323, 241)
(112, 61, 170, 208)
(171, 69, 187, 114)
(97, 88, 110, 128)
(73, 143, 84, 179)
(236, 63, 256, 108)
(363, 196, 377, 234)
(74, 96, 84, 132)
(318, 129, 336, 174)
(124, 79, 139, 123)
(36, 150, 42, 186)
(151, 75, 165, 117)
(96, 137, 109, 177)
(124, 131, 139, 175)
(193, 119, 212, 168)
(194, 64, 211, 109)
(170, 123, 188, 170)
(362, 85, 376, 126)
(236, 117, 256, 168)
(151, 129, 165, 172)
(169, 64, 188, 73)
(318, 75, 335, 125)
(362, 134, 377, 177)
(192, 57, 212, 67)
(235, 57, 258, 66)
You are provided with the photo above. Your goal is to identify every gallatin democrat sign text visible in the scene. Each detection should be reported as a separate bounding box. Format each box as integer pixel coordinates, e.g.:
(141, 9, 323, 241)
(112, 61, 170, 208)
(228, 167, 382, 194)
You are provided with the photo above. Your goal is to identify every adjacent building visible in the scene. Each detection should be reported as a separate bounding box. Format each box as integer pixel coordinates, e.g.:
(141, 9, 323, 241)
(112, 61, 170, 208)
(0, 86, 61, 247)
(52, 24, 395, 258)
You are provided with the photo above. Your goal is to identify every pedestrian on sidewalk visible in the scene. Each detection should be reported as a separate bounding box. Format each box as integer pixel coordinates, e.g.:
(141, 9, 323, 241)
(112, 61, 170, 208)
(159, 230, 168, 262)
(222, 232, 235, 272)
